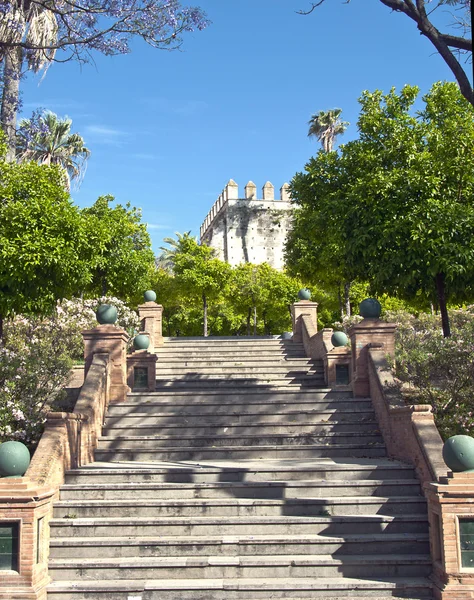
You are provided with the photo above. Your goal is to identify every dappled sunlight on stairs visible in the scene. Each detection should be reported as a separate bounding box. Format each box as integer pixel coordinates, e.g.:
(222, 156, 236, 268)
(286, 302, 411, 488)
(46, 337, 433, 599)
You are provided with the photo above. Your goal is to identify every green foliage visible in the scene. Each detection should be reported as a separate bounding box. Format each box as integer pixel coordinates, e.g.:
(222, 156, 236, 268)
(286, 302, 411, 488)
(82, 195, 155, 304)
(152, 234, 308, 336)
(0, 149, 91, 322)
(388, 308, 474, 439)
(287, 82, 474, 336)
(0, 296, 140, 445)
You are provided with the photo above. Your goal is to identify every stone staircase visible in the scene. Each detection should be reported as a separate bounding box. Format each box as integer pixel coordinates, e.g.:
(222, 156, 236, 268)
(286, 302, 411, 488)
(47, 337, 433, 599)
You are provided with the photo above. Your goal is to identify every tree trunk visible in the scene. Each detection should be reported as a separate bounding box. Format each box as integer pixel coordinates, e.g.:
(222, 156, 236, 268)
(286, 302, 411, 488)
(435, 273, 451, 337)
(203, 294, 208, 337)
(0, 314, 3, 342)
(337, 285, 344, 319)
(253, 306, 257, 336)
(344, 282, 351, 316)
(246, 308, 251, 336)
(1, 48, 23, 162)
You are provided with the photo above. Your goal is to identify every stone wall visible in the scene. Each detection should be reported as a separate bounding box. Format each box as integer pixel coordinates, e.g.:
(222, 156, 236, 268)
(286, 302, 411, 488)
(200, 179, 293, 270)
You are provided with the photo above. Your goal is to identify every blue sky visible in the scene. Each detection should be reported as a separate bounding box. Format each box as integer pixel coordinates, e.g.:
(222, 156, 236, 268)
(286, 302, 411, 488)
(21, 0, 461, 252)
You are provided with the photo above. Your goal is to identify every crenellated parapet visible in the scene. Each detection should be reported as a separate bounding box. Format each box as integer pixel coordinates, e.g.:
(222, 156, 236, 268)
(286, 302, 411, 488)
(200, 179, 291, 241)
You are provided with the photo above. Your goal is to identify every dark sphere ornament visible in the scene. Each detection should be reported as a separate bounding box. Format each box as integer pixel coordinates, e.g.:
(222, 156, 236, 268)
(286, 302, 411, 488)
(359, 298, 382, 319)
(0, 441, 31, 478)
(143, 290, 157, 302)
(134, 334, 150, 351)
(96, 304, 118, 325)
(297, 288, 311, 301)
(331, 331, 348, 347)
(443, 435, 474, 472)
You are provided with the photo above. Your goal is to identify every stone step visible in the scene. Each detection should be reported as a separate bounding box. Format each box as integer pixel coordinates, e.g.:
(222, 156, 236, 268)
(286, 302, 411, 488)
(155, 350, 310, 359)
(94, 443, 387, 462)
(104, 409, 376, 426)
(48, 532, 430, 558)
(154, 372, 324, 380)
(102, 422, 380, 437)
(156, 358, 319, 366)
(160, 338, 304, 346)
(59, 479, 422, 501)
(46, 576, 433, 599)
(48, 553, 432, 581)
(155, 366, 324, 376)
(153, 378, 326, 389)
(125, 389, 353, 401)
(107, 397, 373, 411)
(110, 400, 366, 415)
(97, 432, 385, 448)
(48, 514, 430, 538)
(126, 388, 353, 398)
(52, 496, 426, 519)
(63, 460, 418, 484)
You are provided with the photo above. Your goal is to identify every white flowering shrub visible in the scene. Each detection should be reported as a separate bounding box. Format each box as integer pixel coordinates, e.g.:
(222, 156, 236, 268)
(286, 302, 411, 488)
(0, 296, 139, 446)
(58, 296, 140, 359)
(0, 316, 74, 445)
(385, 308, 474, 439)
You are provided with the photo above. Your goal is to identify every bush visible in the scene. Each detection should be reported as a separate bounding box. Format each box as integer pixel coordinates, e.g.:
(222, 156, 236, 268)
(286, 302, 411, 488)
(386, 308, 474, 439)
(0, 296, 140, 447)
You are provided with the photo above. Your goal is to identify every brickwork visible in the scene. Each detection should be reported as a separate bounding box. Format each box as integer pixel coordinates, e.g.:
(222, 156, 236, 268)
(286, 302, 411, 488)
(290, 301, 318, 344)
(138, 301, 164, 349)
(82, 324, 129, 402)
(299, 316, 351, 387)
(426, 473, 474, 599)
(127, 351, 158, 391)
(0, 352, 112, 599)
(348, 319, 396, 397)
(367, 349, 446, 486)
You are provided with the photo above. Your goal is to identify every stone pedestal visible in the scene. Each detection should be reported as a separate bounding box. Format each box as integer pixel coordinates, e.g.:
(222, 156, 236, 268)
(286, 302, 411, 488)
(348, 319, 396, 397)
(82, 325, 130, 402)
(291, 301, 318, 343)
(138, 302, 164, 349)
(426, 473, 474, 599)
(127, 351, 157, 392)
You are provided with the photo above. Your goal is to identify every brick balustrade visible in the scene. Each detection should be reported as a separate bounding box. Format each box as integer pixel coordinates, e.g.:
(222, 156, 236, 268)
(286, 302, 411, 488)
(298, 314, 352, 387)
(138, 301, 164, 350)
(0, 331, 120, 599)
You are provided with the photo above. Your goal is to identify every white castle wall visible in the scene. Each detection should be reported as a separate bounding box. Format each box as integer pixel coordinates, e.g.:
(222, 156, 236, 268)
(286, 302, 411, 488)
(200, 179, 293, 270)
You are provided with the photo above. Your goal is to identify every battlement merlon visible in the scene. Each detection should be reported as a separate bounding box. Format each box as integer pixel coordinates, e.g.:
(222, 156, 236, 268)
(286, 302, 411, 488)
(200, 179, 292, 241)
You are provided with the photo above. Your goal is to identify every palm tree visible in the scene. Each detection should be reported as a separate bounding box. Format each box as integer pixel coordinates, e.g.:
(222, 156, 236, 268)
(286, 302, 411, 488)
(0, 3, 58, 160)
(307, 108, 349, 153)
(156, 231, 196, 271)
(16, 111, 90, 190)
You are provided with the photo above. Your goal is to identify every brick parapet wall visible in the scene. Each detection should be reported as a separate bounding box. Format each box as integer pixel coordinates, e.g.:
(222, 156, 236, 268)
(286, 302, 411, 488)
(0, 353, 111, 599)
(368, 349, 446, 486)
(425, 473, 474, 599)
(300, 315, 351, 386)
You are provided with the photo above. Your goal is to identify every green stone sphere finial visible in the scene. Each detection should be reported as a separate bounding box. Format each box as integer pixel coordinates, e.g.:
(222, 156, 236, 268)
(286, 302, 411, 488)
(96, 304, 118, 325)
(443, 435, 474, 472)
(331, 331, 348, 347)
(134, 334, 150, 351)
(359, 298, 382, 319)
(0, 441, 31, 478)
(143, 290, 157, 302)
(297, 288, 311, 301)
